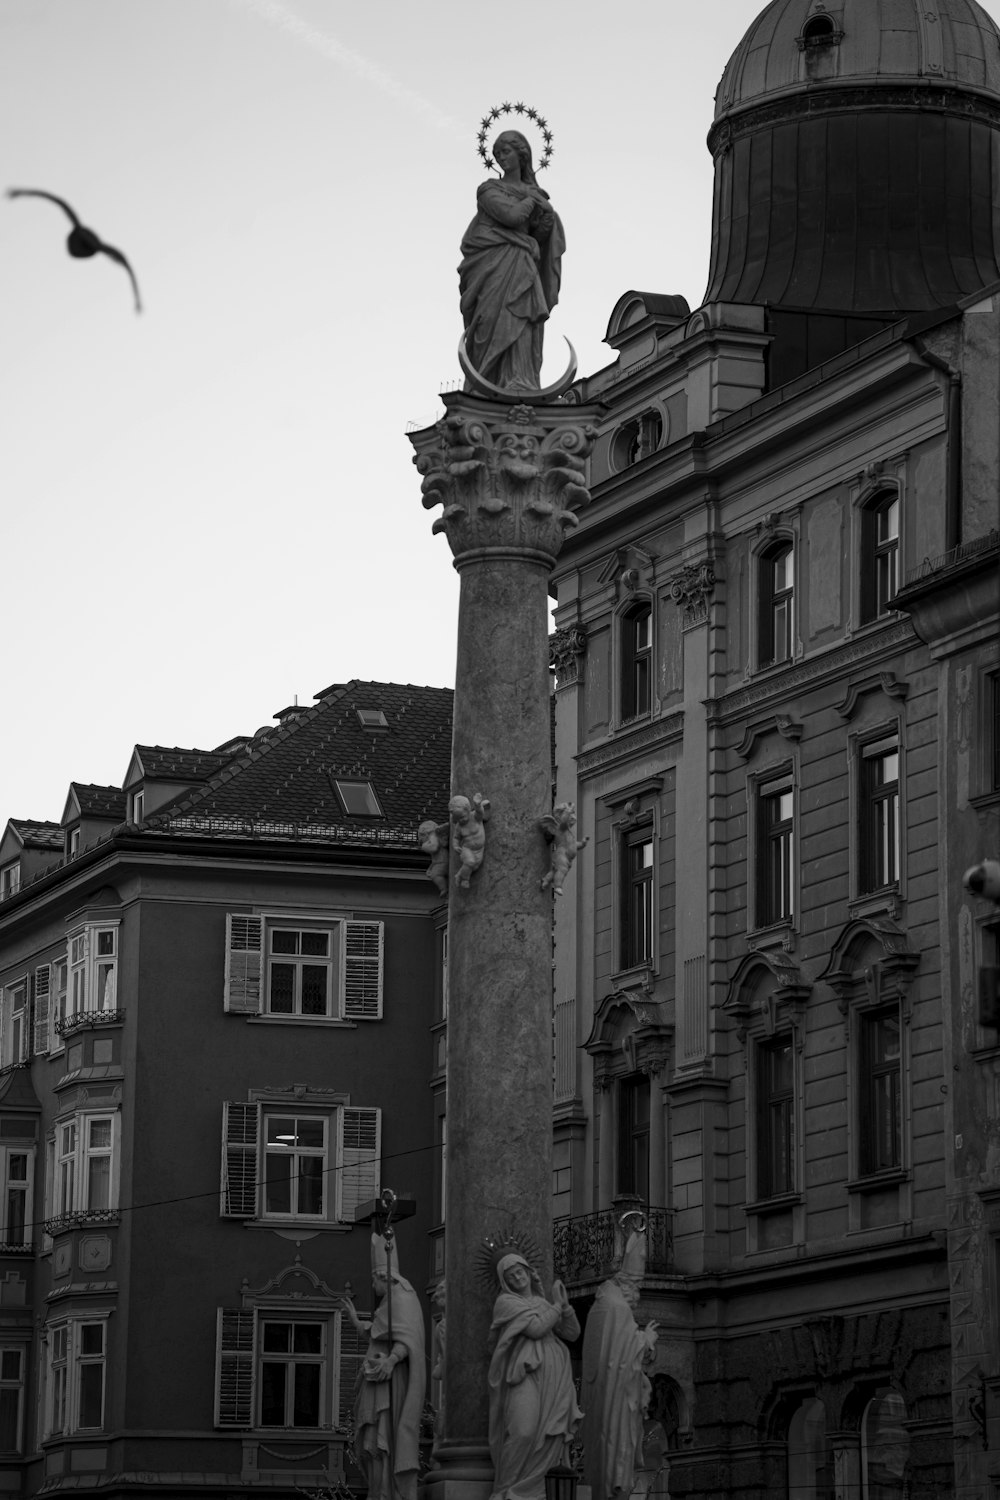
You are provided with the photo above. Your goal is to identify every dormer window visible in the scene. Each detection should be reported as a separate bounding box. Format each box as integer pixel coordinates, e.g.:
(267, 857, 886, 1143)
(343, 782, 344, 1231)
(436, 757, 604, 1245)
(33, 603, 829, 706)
(331, 780, 384, 818)
(130, 791, 144, 824)
(0, 863, 20, 900)
(68, 829, 81, 859)
(612, 411, 663, 472)
(799, 13, 839, 48)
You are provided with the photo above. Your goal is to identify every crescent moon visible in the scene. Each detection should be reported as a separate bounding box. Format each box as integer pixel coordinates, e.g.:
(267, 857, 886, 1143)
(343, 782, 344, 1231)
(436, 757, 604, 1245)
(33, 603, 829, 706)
(458, 335, 578, 402)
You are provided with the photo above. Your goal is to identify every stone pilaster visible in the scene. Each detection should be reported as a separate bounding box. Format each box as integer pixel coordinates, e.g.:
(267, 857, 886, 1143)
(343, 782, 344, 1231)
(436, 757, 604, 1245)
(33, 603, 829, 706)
(409, 393, 597, 1495)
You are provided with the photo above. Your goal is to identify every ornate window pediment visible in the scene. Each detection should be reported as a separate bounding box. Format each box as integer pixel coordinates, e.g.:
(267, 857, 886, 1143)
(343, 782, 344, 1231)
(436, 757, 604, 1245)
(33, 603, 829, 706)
(584, 988, 672, 1085)
(723, 950, 811, 1045)
(819, 916, 919, 1015)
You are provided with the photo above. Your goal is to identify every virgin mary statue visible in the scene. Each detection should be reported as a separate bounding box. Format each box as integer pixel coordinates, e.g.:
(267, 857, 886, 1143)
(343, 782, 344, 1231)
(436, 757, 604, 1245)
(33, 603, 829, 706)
(458, 129, 565, 394)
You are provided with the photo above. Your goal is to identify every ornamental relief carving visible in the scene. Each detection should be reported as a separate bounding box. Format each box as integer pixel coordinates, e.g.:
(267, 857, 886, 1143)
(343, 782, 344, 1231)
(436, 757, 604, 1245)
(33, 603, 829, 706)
(411, 397, 598, 565)
(669, 561, 716, 629)
(549, 624, 587, 686)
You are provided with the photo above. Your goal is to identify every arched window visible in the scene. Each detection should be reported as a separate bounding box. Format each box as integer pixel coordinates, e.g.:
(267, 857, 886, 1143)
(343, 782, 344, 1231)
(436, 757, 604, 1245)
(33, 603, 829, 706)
(788, 1396, 832, 1498)
(802, 14, 836, 46)
(861, 1390, 910, 1497)
(621, 602, 653, 720)
(861, 491, 900, 623)
(758, 541, 794, 668)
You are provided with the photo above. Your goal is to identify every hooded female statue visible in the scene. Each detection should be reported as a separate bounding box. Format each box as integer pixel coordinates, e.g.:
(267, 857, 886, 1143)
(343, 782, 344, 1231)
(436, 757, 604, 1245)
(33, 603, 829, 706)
(340, 1235, 427, 1500)
(487, 1250, 581, 1500)
(459, 130, 565, 394)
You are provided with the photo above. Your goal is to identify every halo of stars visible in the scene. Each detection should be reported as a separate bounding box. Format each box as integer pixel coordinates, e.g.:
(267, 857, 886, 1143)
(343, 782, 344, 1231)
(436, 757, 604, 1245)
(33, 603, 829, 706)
(476, 102, 554, 172)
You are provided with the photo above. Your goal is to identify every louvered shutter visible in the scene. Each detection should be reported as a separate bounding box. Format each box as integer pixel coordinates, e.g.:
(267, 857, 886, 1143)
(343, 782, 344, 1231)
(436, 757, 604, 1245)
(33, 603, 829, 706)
(214, 1307, 256, 1427)
(343, 921, 384, 1020)
(336, 1311, 367, 1429)
(223, 916, 263, 1014)
(33, 966, 51, 1056)
(0, 990, 8, 1069)
(338, 1106, 381, 1222)
(220, 1102, 260, 1218)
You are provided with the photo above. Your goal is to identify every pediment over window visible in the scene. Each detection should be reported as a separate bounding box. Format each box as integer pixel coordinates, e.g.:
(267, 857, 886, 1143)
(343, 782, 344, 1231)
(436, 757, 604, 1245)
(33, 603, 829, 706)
(240, 1258, 338, 1305)
(723, 950, 811, 1042)
(598, 545, 656, 593)
(584, 987, 672, 1083)
(835, 671, 909, 721)
(819, 916, 919, 1011)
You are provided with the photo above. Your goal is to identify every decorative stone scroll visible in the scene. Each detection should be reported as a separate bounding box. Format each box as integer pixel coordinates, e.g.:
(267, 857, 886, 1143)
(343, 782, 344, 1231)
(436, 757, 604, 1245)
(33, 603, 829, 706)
(411, 395, 596, 567)
(669, 561, 716, 629)
(549, 624, 587, 685)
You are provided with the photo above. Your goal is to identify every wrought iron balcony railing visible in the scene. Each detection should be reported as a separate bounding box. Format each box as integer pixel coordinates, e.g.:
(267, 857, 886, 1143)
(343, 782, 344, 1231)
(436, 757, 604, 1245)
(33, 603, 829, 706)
(43, 1209, 120, 1237)
(553, 1207, 673, 1285)
(55, 1008, 126, 1038)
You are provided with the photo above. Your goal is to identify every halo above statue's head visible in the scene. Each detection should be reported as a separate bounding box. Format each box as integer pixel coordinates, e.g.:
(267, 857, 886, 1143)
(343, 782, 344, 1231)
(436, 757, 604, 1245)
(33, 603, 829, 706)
(477, 102, 554, 173)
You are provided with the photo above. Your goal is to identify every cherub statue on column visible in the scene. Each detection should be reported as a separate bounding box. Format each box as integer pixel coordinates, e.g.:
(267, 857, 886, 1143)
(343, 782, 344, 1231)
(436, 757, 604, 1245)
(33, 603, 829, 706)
(450, 792, 490, 888)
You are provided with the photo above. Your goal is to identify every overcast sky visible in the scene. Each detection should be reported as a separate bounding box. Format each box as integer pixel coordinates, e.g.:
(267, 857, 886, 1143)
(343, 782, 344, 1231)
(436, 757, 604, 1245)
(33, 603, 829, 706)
(3, 0, 998, 823)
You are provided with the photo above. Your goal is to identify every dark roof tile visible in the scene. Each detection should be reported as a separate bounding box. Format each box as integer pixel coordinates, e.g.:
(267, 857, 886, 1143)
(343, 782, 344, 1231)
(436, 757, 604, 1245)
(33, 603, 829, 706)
(10, 820, 63, 851)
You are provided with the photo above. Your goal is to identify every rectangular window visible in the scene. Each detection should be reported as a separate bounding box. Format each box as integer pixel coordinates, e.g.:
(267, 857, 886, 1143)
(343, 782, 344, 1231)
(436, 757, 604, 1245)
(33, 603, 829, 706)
(758, 545, 794, 668)
(51, 960, 68, 1050)
(756, 781, 794, 926)
(0, 983, 29, 1069)
(50, 1114, 118, 1227)
(269, 928, 333, 1017)
(1, 1149, 33, 1248)
(263, 1115, 326, 1218)
(216, 1308, 356, 1432)
(0, 865, 19, 901)
(65, 926, 119, 1023)
(859, 1007, 902, 1174)
(224, 914, 384, 1022)
(221, 1102, 381, 1224)
(859, 740, 900, 893)
(46, 1319, 106, 1438)
(756, 1037, 795, 1198)
(617, 1074, 650, 1201)
(332, 779, 384, 817)
(621, 606, 653, 720)
(621, 830, 654, 970)
(0, 1348, 24, 1453)
(861, 493, 900, 622)
(259, 1319, 324, 1428)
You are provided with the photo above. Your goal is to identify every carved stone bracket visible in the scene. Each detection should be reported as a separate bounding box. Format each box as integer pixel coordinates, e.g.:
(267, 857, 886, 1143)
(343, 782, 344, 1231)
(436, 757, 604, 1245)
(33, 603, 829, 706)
(549, 624, 587, 686)
(410, 393, 598, 567)
(669, 561, 716, 629)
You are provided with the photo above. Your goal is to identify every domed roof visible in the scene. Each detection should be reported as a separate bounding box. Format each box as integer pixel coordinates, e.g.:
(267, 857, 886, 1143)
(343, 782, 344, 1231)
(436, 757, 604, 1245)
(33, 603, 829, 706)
(715, 0, 1000, 121)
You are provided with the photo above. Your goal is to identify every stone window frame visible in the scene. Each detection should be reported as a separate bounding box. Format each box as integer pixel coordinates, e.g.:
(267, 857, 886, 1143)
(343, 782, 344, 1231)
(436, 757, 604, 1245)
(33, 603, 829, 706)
(616, 593, 655, 728)
(821, 920, 918, 1229)
(845, 715, 906, 919)
(969, 658, 1000, 808)
(756, 533, 796, 671)
(746, 756, 799, 946)
(848, 463, 906, 636)
(602, 777, 663, 983)
(747, 516, 800, 677)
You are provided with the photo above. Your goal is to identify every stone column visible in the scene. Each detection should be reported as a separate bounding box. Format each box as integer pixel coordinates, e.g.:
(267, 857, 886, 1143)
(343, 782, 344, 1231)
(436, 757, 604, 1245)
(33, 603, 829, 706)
(410, 393, 597, 1499)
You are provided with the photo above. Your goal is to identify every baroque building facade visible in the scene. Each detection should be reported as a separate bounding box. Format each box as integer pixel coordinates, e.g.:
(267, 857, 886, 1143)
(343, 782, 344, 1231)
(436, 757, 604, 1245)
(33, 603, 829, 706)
(0, 680, 452, 1497)
(549, 2, 1000, 1497)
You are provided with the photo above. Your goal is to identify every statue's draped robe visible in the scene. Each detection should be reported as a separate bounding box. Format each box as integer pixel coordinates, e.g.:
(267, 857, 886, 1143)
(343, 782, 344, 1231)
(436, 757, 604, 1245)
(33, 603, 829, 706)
(487, 1291, 581, 1500)
(355, 1276, 427, 1500)
(459, 179, 565, 393)
(581, 1281, 649, 1500)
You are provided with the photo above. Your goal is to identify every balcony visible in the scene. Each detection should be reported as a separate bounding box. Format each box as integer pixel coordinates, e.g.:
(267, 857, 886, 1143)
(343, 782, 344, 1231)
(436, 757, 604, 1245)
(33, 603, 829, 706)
(55, 1008, 126, 1039)
(43, 1209, 119, 1237)
(553, 1207, 673, 1286)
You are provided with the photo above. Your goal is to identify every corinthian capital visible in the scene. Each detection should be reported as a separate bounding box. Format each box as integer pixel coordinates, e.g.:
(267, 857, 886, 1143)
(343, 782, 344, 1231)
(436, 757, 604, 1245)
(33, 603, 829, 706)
(409, 393, 598, 567)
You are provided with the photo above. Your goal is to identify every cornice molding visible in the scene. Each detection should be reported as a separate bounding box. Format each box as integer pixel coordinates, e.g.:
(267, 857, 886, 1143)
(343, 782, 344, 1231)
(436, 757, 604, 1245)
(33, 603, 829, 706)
(576, 714, 684, 779)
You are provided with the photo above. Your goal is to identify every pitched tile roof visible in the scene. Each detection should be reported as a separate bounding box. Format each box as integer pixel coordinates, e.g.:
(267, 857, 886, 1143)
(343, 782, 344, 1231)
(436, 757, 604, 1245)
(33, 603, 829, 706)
(134, 746, 243, 781)
(71, 784, 127, 820)
(9, 820, 63, 851)
(150, 681, 453, 848)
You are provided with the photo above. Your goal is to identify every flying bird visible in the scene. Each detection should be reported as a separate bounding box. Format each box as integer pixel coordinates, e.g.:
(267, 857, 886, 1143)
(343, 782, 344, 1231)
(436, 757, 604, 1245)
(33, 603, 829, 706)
(6, 188, 142, 313)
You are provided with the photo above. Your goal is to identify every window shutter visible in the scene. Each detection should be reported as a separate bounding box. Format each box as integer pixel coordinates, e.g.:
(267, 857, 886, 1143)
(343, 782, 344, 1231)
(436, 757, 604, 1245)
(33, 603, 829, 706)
(223, 915, 263, 1014)
(336, 1311, 367, 1430)
(0, 990, 8, 1069)
(343, 921, 384, 1020)
(220, 1102, 259, 1218)
(33, 967, 51, 1056)
(338, 1106, 381, 1222)
(214, 1307, 256, 1427)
